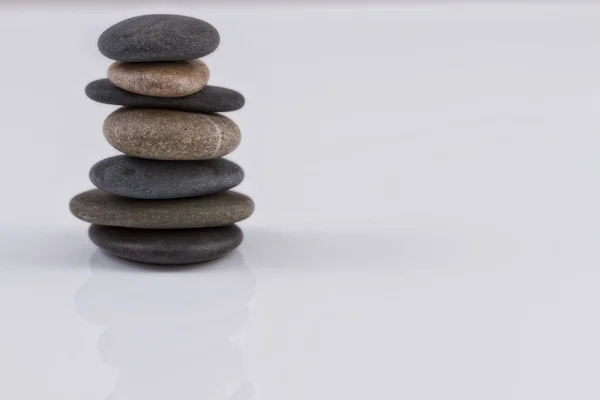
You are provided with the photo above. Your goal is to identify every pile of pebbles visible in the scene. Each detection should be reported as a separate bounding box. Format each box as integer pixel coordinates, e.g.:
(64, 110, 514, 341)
(70, 14, 253, 265)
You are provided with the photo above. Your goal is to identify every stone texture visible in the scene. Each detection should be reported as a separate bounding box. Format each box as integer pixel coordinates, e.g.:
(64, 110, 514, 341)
(85, 79, 245, 112)
(103, 108, 241, 160)
(88, 224, 243, 265)
(98, 14, 220, 62)
(107, 60, 210, 97)
(70, 189, 254, 229)
(90, 156, 244, 199)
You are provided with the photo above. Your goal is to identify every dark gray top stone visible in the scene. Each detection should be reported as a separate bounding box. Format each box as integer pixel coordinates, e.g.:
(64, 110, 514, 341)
(90, 156, 244, 199)
(98, 14, 220, 62)
(88, 224, 243, 265)
(85, 79, 245, 113)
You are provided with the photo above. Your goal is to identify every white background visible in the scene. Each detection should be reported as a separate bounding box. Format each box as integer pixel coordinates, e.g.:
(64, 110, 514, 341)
(1, 3, 600, 399)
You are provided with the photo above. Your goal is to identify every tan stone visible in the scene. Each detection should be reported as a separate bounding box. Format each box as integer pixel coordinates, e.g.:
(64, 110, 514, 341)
(107, 60, 210, 97)
(103, 108, 241, 160)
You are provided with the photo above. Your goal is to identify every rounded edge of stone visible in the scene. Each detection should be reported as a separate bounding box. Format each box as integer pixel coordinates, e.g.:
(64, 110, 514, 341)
(207, 113, 242, 158)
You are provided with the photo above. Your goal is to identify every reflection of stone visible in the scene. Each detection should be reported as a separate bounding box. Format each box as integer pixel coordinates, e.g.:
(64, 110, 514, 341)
(75, 251, 255, 400)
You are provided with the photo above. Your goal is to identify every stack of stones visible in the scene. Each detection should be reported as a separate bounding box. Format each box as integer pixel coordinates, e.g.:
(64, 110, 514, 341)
(69, 14, 254, 265)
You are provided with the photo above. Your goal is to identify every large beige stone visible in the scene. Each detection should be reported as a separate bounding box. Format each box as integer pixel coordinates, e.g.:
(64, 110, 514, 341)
(103, 108, 241, 160)
(107, 60, 210, 97)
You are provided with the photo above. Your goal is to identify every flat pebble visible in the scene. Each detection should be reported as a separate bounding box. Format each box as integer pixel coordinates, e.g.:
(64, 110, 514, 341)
(89, 224, 243, 265)
(90, 156, 244, 199)
(85, 79, 245, 112)
(98, 14, 219, 62)
(70, 189, 254, 229)
(108, 60, 209, 97)
(103, 108, 241, 160)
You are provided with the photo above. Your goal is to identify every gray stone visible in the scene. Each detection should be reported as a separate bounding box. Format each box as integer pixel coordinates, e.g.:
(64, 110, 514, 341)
(88, 224, 243, 265)
(98, 14, 220, 62)
(103, 108, 241, 160)
(70, 189, 254, 229)
(90, 156, 244, 199)
(85, 79, 245, 112)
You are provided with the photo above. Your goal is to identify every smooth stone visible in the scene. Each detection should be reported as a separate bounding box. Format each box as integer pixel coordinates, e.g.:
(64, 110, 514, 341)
(70, 189, 254, 229)
(85, 79, 245, 112)
(98, 14, 219, 62)
(88, 224, 243, 265)
(90, 156, 244, 199)
(107, 60, 210, 97)
(103, 108, 241, 160)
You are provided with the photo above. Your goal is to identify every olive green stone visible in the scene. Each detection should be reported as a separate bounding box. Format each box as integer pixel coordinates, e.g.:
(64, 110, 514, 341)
(103, 108, 241, 160)
(70, 189, 254, 229)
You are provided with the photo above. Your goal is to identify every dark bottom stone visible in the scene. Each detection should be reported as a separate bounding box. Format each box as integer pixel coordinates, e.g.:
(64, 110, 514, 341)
(88, 224, 243, 265)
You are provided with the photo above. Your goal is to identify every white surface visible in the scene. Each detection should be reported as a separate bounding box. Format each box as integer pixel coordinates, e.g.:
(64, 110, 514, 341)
(1, 3, 600, 399)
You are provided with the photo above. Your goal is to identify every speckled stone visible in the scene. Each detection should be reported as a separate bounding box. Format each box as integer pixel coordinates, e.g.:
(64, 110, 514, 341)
(98, 14, 220, 62)
(85, 79, 245, 112)
(103, 108, 241, 160)
(90, 156, 244, 199)
(107, 60, 210, 97)
(88, 224, 243, 265)
(70, 189, 254, 229)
